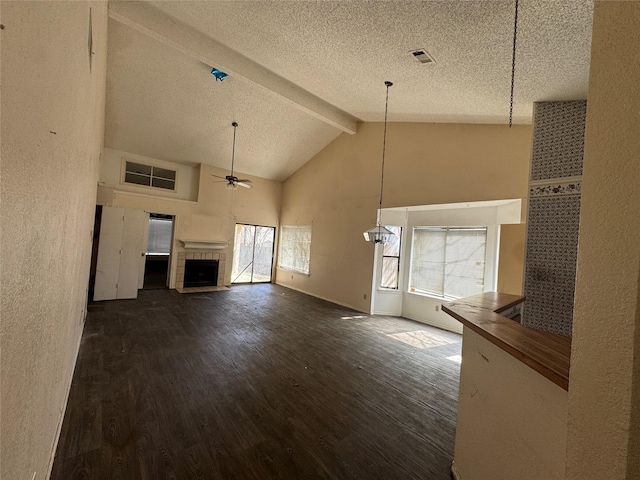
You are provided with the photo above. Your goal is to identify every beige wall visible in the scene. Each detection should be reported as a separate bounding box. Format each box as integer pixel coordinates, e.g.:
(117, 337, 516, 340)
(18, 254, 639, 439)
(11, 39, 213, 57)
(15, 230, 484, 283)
(567, 2, 640, 479)
(0, 2, 108, 479)
(497, 223, 526, 295)
(277, 122, 531, 312)
(100, 161, 282, 286)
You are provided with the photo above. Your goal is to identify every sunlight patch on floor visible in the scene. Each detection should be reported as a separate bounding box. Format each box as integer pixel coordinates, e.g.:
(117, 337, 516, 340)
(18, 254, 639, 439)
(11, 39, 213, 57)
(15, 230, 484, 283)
(387, 330, 458, 350)
(340, 315, 368, 320)
(446, 355, 462, 363)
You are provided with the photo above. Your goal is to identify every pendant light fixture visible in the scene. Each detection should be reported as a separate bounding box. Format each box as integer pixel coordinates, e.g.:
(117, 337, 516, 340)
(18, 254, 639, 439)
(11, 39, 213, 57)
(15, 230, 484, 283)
(363, 81, 394, 244)
(508, 0, 519, 128)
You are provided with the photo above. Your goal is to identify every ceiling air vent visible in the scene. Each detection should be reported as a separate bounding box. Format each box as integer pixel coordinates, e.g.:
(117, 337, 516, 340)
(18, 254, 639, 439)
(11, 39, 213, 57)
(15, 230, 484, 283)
(410, 49, 435, 64)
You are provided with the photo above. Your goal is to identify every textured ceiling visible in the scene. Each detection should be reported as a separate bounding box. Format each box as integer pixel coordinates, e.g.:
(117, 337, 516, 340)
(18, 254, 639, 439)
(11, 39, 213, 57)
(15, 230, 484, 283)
(105, 0, 593, 181)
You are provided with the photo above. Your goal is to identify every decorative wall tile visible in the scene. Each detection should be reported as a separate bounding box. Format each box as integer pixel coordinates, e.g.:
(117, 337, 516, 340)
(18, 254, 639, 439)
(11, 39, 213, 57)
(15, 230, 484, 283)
(530, 181, 581, 198)
(522, 193, 581, 336)
(522, 100, 586, 337)
(531, 101, 587, 181)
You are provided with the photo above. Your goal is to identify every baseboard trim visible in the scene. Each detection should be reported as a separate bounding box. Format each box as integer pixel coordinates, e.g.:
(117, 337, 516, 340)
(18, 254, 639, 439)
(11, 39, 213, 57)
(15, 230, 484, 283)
(274, 283, 365, 313)
(401, 312, 463, 334)
(451, 461, 462, 480)
(45, 320, 85, 478)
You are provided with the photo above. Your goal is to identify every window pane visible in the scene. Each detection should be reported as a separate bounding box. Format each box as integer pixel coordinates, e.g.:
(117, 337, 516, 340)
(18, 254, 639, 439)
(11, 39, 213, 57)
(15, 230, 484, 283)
(124, 172, 151, 186)
(153, 167, 176, 181)
(253, 227, 275, 282)
(232, 225, 255, 283)
(383, 226, 401, 256)
(151, 177, 175, 190)
(126, 162, 152, 175)
(381, 257, 399, 289)
(146, 218, 172, 254)
(410, 228, 446, 295)
(278, 226, 311, 274)
(444, 228, 486, 298)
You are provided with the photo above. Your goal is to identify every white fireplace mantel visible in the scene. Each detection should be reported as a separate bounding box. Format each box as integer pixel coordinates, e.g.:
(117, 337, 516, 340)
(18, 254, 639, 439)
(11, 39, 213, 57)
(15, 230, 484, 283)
(179, 240, 227, 250)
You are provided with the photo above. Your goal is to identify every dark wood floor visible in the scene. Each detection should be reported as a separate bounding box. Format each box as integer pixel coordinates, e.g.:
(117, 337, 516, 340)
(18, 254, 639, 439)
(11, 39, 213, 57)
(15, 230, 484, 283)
(51, 284, 461, 480)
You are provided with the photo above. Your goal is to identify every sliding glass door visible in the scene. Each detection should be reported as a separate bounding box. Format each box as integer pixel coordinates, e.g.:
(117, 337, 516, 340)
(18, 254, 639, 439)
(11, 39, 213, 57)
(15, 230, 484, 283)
(232, 224, 275, 284)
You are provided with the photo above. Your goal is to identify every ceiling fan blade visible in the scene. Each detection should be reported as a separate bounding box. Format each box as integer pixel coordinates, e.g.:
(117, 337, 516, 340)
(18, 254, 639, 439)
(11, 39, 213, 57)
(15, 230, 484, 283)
(210, 174, 227, 180)
(236, 180, 252, 188)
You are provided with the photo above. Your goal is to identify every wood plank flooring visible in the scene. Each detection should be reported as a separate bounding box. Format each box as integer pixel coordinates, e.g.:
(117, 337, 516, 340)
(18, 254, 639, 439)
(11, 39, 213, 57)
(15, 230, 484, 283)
(51, 284, 461, 479)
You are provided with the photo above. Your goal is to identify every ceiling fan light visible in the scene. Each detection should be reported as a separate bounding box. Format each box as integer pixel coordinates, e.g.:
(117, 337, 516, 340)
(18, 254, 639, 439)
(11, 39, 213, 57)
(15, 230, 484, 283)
(363, 225, 394, 244)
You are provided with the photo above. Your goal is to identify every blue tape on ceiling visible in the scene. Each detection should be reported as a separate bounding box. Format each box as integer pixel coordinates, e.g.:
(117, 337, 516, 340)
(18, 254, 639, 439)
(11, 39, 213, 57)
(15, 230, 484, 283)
(211, 68, 228, 81)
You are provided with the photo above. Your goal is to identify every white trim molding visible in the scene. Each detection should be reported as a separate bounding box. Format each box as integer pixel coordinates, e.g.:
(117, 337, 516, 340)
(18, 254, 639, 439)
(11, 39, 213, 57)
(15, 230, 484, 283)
(180, 240, 227, 250)
(451, 461, 462, 480)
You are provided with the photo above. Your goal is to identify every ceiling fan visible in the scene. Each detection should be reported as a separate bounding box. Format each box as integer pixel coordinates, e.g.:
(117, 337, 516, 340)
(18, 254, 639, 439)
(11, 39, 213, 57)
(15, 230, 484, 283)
(211, 121, 252, 189)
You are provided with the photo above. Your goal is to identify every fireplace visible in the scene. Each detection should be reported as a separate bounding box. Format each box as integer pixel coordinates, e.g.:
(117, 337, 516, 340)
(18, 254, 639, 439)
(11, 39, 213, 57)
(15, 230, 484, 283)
(176, 251, 226, 292)
(184, 259, 219, 288)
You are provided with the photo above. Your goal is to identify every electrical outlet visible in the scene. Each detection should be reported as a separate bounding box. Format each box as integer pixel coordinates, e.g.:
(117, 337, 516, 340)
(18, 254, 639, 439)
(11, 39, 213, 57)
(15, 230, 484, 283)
(291, 275, 293, 279)
(364, 294, 367, 300)
(435, 305, 440, 312)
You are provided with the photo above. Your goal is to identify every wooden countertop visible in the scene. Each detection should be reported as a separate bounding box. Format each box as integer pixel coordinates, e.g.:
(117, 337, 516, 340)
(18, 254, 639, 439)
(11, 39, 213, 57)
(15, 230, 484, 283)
(442, 292, 571, 390)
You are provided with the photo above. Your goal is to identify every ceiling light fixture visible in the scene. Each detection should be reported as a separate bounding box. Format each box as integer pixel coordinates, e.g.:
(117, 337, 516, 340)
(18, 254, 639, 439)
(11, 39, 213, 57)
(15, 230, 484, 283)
(363, 81, 395, 245)
(211, 122, 253, 189)
(509, 0, 519, 128)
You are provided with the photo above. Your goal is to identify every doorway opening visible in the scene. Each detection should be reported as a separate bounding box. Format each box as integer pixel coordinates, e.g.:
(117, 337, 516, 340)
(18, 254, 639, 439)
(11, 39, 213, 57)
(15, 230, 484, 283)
(143, 213, 174, 289)
(232, 224, 275, 284)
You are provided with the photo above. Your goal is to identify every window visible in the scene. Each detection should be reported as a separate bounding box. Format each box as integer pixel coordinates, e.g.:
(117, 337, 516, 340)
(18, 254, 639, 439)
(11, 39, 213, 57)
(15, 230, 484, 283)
(146, 215, 173, 255)
(278, 226, 311, 274)
(409, 226, 487, 299)
(381, 226, 402, 289)
(232, 224, 275, 284)
(124, 160, 176, 191)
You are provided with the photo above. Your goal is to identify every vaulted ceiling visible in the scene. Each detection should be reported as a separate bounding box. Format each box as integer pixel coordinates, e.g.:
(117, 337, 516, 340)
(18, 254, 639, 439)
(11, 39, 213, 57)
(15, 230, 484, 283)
(104, 1, 593, 181)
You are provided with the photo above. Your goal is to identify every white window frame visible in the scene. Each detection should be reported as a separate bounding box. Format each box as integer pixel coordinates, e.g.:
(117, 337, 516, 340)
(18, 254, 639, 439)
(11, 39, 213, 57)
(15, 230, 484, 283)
(277, 225, 312, 275)
(380, 226, 402, 290)
(121, 158, 178, 192)
(408, 225, 498, 300)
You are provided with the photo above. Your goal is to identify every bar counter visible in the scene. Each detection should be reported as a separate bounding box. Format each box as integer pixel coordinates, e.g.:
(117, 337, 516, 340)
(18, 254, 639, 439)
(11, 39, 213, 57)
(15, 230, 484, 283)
(442, 292, 571, 390)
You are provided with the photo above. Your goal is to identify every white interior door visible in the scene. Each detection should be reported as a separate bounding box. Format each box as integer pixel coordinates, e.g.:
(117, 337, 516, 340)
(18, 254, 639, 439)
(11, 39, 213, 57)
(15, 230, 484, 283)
(93, 206, 147, 301)
(94, 207, 125, 301)
(118, 209, 147, 299)
(137, 212, 150, 290)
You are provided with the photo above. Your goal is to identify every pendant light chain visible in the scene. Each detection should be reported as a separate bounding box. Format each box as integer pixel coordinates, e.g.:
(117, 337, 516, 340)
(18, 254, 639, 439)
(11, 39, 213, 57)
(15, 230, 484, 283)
(378, 81, 393, 226)
(230, 121, 238, 176)
(509, 0, 519, 128)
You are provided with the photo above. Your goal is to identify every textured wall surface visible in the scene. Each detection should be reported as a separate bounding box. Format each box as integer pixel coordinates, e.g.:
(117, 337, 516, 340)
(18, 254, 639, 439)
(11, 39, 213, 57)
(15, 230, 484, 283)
(522, 101, 586, 335)
(566, 3, 640, 479)
(0, 2, 108, 479)
(278, 123, 531, 312)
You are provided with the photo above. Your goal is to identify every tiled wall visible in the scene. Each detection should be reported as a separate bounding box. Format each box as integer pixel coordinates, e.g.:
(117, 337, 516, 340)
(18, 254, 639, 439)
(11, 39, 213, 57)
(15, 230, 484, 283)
(522, 101, 587, 336)
(176, 251, 226, 288)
